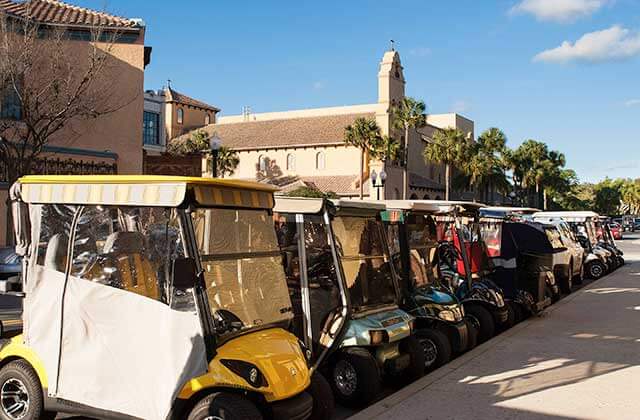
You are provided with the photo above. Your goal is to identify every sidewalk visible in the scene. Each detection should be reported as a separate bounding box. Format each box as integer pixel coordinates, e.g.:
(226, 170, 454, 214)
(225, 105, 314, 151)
(351, 236, 640, 420)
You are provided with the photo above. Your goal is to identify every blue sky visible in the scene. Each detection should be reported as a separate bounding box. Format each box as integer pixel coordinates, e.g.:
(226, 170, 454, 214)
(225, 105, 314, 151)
(77, 0, 640, 182)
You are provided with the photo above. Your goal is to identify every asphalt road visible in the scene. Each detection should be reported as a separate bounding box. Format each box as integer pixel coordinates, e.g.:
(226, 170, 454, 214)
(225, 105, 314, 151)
(350, 232, 640, 420)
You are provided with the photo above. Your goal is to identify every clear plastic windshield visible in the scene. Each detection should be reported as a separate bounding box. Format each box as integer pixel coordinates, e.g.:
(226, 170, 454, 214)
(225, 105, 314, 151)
(331, 216, 397, 311)
(192, 208, 293, 337)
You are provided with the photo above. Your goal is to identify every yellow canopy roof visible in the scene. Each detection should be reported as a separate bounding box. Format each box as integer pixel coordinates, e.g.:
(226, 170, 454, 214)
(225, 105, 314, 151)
(16, 175, 277, 209)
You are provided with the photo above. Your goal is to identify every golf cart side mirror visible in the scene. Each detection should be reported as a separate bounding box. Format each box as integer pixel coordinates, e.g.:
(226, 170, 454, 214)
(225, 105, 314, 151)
(172, 257, 198, 289)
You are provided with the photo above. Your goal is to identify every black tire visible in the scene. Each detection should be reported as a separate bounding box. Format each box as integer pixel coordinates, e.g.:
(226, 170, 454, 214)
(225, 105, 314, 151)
(618, 257, 625, 266)
(587, 261, 606, 279)
(0, 359, 52, 420)
(465, 305, 495, 343)
(464, 318, 478, 351)
(573, 263, 584, 285)
(330, 348, 381, 407)
(512, 301, 526, 323)
(187, 392, 262, 420)
(308, 372, 335, 420)
(504, 302, 516, 329)
(545, 284, 559, 304)
(400, 335, 426, 380)
(416, 329, 451, 373)
(559, 264, 573, 294)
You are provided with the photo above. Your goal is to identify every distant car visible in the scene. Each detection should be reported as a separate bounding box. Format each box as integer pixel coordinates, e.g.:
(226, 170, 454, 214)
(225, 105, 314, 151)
(635, 218, 640, 231)
(0, 247, 21, 281)
(609, 223, 623, 240)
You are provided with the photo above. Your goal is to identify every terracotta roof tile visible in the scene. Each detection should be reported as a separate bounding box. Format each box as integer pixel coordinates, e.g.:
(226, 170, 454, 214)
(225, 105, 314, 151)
(173, 112, 376, 149)
(0, 0, 140, 28)
(166, 88, 220, 112)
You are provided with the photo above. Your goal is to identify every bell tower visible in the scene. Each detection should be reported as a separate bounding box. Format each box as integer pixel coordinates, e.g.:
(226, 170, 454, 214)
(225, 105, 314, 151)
(378, 48, 405, 108)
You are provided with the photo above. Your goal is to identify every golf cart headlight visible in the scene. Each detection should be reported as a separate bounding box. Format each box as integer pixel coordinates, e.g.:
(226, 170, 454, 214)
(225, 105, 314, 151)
(438, 310, 455, 322)
(220, 359, 267, 388)
(369, 330, 389, 345)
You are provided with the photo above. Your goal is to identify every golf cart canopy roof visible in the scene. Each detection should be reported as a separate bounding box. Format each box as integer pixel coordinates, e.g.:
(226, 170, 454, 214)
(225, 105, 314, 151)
(13, 175, 276, 209)
(533, 211, 600, 223)
(382, 200, 444, 212)
(273, 197, 326, 214)
(480, 206, 539, 216)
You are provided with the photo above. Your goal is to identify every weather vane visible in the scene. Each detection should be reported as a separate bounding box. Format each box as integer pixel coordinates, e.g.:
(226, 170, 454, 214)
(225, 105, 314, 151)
(390, 39, 395, 51)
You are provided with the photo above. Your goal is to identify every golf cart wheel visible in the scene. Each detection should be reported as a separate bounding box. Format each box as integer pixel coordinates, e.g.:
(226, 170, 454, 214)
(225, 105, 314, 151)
(618, 257, 625, 266)
(573, 264, 584, 285)
(415, 330, 450, 373)
(588, 261, 606, 279)
(187, 392, 262, 420)
(464, 318, 479, 351)
(308, 371, 335, 420)
(0, 360, 53, 420)
(560, 264, 573, 294)
(465, 305, 495, 343)
(545, 284, 559, 304)
(330, 348, 381, 407)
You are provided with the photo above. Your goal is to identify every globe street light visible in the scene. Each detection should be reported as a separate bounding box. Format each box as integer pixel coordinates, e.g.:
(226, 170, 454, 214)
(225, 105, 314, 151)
(209, 134, 222, 178)
(371, 169, 387, 200)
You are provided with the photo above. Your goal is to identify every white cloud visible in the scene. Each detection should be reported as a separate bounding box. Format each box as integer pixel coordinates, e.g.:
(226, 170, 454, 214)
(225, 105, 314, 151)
(533, 25, 640, 63)
(625, 99, 640, 107)
(510, 0, 608, 23)
(409, 47, 432, 57)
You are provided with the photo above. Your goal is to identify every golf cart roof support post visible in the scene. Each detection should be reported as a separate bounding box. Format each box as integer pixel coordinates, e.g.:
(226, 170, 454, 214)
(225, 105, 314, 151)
(295, 213, 314, 353)
(453, 209, 474, 289)
(180, 208, 217, 362)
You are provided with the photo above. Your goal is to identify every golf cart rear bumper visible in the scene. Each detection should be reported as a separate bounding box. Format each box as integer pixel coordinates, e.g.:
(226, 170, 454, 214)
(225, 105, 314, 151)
(270, 391, 313, 420)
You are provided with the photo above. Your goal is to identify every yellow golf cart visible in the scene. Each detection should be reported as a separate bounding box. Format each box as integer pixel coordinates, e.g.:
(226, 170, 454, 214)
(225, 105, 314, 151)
(0, 175, 313, 420)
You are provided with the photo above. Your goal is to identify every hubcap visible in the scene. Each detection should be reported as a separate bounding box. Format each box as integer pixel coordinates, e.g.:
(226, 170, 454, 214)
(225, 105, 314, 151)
(333, 360, 358, 396)
(467, 315, 481, 331)
(421, 338, 438, 367)
(1, 378, 29, 420)
(591, 264, 603, 277)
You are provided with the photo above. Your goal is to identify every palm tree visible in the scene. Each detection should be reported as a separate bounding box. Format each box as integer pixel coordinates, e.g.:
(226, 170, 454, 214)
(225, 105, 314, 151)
(213, 146, 240, 178)
(392, 97, 427, 199)
(461, 128, 509, 202)
(424, 128, 468, 200)
(344, 117, 385, 200)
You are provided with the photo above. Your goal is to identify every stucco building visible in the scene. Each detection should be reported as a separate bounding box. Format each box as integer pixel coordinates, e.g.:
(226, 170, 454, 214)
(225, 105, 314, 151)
(0, 0, 149, 245)
(178, 49, 474, 199)
(164, 87, 219, 140)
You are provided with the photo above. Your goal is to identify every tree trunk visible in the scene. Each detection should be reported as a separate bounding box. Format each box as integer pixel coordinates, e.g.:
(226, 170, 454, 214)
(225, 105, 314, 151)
(543, 188, 548, 210)
(359, 149, 364, 200)
(402, 124, 409, 199)
(445, 164, 451, 201)
(535, 182, 540, 208)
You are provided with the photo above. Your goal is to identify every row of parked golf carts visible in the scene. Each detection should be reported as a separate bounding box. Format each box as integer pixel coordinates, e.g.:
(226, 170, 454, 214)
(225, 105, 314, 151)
(0, 176, 624, 420)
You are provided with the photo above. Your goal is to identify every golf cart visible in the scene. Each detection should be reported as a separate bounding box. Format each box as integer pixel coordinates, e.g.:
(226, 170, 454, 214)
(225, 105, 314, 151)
(273, 197, 423, 407)
(477, 208, 557, 316)
(534, 211, 610, 279)
(596, 218, 625, 268)
(0, 175, 314, 420)
(381, 200, 477, 371)
(430, 202, 510, 343)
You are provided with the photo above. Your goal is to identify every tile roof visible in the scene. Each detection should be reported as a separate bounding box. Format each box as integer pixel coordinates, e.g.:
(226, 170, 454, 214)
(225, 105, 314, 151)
(409, 173, 444, 191)
(174, 112, 376, 150)
(0, 0, 141, 28)
(265, 175, 369, 197)
(166, 88, 220, 112)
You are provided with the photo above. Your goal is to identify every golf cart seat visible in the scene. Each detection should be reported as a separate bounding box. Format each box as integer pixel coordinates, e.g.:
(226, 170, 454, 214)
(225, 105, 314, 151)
(103, 232, 160, 300)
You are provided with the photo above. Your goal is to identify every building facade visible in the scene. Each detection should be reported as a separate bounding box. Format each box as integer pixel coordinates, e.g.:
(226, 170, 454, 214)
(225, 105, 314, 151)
(164, 87, 219, 140)
(176, 49, 474, 199)
(0, 0, 149, 245)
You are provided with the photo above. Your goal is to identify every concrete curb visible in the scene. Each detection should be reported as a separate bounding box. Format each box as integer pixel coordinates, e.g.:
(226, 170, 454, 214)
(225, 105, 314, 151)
(348, 264, 633, 420)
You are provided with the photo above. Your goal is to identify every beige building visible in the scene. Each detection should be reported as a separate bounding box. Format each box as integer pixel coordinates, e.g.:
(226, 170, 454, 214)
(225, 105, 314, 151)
(178, 49, 474, 199)
(0, 0, 149, 245)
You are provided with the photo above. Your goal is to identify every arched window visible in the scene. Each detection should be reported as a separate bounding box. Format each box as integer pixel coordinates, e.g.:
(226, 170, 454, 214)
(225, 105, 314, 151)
(423, 194, 431, 200)
(205, 113, 211, 125)
(259, 155, 267, 172)
(410, 193, 418, 199)
(177, 108, 184, 124)
(435, 195, 442, 200)
(316, 152, 325, 170)
(394, 188, 400, 199)
(287, 153, 296, 171)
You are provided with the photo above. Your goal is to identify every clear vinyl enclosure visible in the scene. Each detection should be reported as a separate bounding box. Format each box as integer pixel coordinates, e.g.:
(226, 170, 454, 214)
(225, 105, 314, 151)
(331, 215, 397, 311)
(192, 208, 294, 338)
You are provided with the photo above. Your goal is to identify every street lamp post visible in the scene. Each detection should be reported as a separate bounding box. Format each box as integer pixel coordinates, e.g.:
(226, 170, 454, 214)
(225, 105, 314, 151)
(209, 134, 222, 178)
(370, 169, 387, 200)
